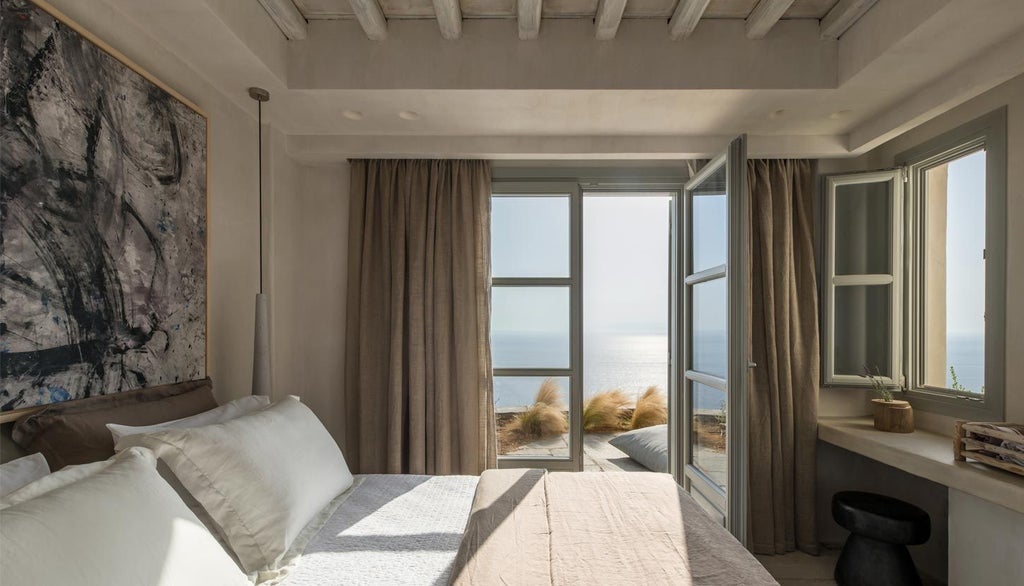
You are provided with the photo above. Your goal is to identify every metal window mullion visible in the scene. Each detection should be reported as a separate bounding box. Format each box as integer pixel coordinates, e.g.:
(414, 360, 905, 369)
(492, 277, 572, 287)
(685, 468, 727, 507)
(684, 264, 727, 286)
(832, 274, 894, 287)
(685, 369, 727, 391)
(493, 368, 573, 377)
(569, 182, 584, 471)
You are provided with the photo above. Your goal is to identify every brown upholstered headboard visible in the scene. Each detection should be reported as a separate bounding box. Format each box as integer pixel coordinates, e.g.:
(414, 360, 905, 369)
(0, 378, 216, 468)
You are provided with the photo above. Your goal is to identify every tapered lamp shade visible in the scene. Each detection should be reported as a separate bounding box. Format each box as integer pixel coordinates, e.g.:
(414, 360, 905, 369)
(252, 293, 271, 396)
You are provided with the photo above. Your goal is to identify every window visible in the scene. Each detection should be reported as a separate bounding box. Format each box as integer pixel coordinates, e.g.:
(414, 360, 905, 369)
(823, 109, 1006, 420)
(823, 170, 903, 387)
(490, 171, 681, 472)
(490, 186, 579, 468)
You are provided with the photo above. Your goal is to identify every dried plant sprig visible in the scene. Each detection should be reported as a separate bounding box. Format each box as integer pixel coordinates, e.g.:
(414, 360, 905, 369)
(861, 365, 893, 402)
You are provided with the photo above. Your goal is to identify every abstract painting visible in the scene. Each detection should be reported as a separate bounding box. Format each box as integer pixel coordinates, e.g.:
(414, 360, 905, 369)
(1, 0, 207, 411)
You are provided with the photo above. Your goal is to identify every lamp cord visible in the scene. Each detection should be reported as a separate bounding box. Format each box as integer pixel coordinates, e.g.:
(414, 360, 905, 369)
(258, 99, 263, 295)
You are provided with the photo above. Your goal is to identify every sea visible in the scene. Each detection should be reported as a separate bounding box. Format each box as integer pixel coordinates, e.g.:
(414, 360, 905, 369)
(493, 331, 704, 409)
(492, 332, 986, 409)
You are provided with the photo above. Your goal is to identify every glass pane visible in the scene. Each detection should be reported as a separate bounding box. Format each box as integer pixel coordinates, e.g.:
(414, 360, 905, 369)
(834, 180, 891, 275)
(495, 376, 570, 458)
(834, 285, 891, 378)
(582, 194, 671, 416)
(492, 196, 570, 278)
(692, 381, 727, 490)
(692, 278, 727, 379)
(922, 150, 986, 394)
(691, 164, 727, 273)
(491, 287, 570, 369)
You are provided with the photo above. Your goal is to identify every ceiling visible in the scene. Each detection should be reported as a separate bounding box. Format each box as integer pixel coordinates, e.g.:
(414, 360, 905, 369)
(91, 0, 1024, 161)
(292, 0, 838, 20)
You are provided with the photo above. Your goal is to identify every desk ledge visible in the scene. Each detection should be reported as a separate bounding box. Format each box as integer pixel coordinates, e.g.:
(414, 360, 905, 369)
(818, 417, 1024, 514)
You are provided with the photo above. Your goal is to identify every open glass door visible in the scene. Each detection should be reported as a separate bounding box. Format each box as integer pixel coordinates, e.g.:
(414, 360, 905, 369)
(676, 137, 749, 543)
(491, 182, 582, 472)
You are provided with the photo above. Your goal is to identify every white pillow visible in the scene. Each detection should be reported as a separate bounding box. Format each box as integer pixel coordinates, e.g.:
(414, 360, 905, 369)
(0, 453, 49, 497)
(120, 396, 353, 573)
(0, 447, 249, 586)
(1, 459, 110, 510)
(106, 394, 271, 444)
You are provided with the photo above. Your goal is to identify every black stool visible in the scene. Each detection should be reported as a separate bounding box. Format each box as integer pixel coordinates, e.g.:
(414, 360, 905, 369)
(832, 491, 931, 586)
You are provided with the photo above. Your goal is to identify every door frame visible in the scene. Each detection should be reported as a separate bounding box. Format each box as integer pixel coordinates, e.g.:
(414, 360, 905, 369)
(676, 137, 749, 544)
(492, 180, 582, 472)
(491, 171, 685, 471)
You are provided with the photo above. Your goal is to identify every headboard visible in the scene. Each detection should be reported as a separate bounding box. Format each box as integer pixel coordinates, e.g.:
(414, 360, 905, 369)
(0, 378, 216, 467)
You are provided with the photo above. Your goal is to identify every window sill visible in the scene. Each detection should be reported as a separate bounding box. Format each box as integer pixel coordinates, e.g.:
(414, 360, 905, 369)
(818, 416, 1024, 514)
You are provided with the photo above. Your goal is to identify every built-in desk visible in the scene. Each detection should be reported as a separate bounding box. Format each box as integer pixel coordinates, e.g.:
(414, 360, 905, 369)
(819, 417, 1024, 586)
(818, 416, 1024, 514)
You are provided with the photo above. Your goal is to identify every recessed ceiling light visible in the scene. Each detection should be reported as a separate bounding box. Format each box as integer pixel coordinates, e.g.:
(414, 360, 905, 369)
(829, 109, 853, 120)
(769, 109, 786, 119)
(398, 110, 420, 121)
(342, 110, 364, 120)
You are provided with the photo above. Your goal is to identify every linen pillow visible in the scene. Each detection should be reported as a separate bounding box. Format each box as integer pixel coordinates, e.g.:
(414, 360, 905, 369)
(608, 424, 669, 473)
(0, 459, 110, 510)
(107, 394, 271, 443)
(12, 378, 217, 469)
(0, 447, 249, 586)
(0, 453, 49, 497)
(121, 396, 353, 573)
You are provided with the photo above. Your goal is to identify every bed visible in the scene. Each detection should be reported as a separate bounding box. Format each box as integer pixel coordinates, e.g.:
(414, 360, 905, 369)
(271, 474, 479, 586)
(1, 383, 778, 586)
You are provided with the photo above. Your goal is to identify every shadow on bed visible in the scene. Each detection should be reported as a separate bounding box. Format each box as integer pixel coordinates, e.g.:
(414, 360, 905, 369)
(448, 469, 546, 583)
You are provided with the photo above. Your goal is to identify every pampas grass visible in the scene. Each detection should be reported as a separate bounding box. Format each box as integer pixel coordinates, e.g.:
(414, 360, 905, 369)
(583, 389, 631, 433)
(630, 386, 668, 430)
(499, 379, 568, 450)
(533, 378, 564, 411)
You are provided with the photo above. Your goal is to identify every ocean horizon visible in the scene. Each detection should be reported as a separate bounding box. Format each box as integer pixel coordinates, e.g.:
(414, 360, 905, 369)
(492, 331, 985, 410)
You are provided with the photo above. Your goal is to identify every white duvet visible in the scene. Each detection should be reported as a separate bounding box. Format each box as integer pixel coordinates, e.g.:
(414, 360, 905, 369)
(268, 474, 479, 586)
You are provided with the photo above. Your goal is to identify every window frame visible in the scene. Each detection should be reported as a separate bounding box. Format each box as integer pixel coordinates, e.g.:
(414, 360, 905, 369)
(896, 108, 1007, 421)
(821, 169, 905, 388)
(490, 168, 687, 471)
(490, 181, 581, 471)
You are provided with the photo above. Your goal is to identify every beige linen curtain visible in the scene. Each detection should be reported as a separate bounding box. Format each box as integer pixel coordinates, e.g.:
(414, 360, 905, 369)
(343, 160, 496, 475)
(747, 159, 820, 555)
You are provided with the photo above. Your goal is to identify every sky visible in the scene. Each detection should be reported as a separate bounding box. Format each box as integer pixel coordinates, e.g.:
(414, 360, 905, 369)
(490, 152, 985, 343)
(491, 194, 676, 337)
(943, 150, 986, 336)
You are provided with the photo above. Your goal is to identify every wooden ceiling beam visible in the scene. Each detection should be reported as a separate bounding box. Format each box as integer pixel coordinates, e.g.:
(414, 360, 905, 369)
(820, 0, 879, 40)
(668, 0, 711, 40)
(518, 0, 542, 40)
(349, 0, 389, 41)
(595, 0, 628, 40)
(433, 0, 463, 40)
(745, 0, 796, 39)
(257, 0, 308, 40)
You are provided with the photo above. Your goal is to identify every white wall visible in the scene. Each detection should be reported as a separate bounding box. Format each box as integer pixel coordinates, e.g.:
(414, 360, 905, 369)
(269, 146, 350, 442)
(43, 0, 296, 405)
(816, 73, 1024, 586)
(948, 489, 1024, 586)
(819, 72, 1024, 428)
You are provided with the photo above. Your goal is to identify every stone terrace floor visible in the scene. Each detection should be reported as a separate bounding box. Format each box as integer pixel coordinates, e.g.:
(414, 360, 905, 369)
(505, 432, 649, 472)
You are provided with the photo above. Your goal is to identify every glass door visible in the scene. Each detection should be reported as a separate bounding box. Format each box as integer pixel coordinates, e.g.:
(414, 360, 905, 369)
(491, 182, 582, 471)
(677, 137, 749, 543)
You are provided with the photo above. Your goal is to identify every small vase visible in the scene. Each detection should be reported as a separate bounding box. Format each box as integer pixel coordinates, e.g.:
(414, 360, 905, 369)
(872, 399, 914, 433)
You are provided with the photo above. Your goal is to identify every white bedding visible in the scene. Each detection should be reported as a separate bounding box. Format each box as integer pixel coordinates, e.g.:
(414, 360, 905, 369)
(271, 474, 479, 586)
